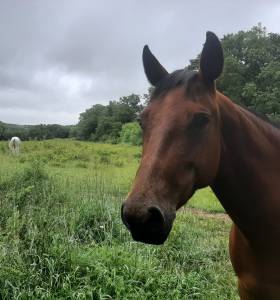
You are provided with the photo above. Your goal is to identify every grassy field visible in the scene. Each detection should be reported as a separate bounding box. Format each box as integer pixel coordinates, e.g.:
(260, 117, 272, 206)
(0, 139, 238, 299)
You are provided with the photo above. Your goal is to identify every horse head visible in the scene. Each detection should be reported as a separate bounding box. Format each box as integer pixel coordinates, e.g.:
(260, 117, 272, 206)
(122, 32, 223, 244)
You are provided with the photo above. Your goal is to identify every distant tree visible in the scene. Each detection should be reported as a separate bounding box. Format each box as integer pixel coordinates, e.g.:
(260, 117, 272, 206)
(143, 87, 155, 106)
(119, 94, 143, 116)
(3, 126, 28, 140)
(107, 101, 133, 124)
(76, 104, 107, 140)
(28, 124, 45, 140)
(92, 116, 122, 143)
(0, 122, 69, 140)
(0, 122, 6, 140)
(68, 125, 78, 138)
(244, 61, 280, 121)
(45, 124, 69, 139)
(76, 94, 143, 142)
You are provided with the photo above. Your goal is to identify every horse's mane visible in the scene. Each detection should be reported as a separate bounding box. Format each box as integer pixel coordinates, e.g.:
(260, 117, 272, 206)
(151, 69, 197, 99)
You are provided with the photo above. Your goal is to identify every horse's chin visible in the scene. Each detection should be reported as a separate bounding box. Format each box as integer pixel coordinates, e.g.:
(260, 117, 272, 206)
(130, 229, 170, 245)
(121, 199, 176, 245)
(128, 214, 175, 245)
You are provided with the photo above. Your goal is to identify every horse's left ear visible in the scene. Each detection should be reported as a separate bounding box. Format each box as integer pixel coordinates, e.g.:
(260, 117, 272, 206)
(142, 45, 169, 86)
(200, 31, 224, 83)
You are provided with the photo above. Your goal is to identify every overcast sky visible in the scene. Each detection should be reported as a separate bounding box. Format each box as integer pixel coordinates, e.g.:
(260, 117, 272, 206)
(0, 0, 280, 125)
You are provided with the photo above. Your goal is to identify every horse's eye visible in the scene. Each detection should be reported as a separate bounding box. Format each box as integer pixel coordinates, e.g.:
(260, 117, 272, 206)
(190, 112, 210, 129)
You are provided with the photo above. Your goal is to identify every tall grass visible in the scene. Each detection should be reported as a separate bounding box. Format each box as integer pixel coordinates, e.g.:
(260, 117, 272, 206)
(0, 140, 237, 299)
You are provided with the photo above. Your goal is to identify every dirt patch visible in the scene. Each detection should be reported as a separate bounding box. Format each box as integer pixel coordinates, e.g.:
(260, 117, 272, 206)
(184, 207, 231, 222)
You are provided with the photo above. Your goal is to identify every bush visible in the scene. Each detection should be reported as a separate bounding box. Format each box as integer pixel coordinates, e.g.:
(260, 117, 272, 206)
(119, 122, 142, 146)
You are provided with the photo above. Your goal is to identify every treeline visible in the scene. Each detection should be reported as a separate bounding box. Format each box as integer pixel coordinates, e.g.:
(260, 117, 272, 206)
(0, 122, 72, 141)
(2, 24, 280, 144)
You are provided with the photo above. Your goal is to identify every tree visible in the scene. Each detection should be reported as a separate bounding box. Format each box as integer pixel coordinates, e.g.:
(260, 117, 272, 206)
(75, 94, 143, 142)
(249, 62, 280, 121)
(142, 87, 154, 106)
(119, 94, 143, 116)
(92, 116, 122, 143)
(0, 122, 6, 140)
(76, 104, 107, 140)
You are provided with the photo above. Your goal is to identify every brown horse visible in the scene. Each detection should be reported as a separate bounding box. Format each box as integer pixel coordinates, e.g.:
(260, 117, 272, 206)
(121, 32, 280, 299)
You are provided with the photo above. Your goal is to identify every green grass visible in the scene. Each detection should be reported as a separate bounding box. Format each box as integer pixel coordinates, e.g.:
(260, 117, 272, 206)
(0, 139, 237, 299)
(189, 188, 224, 213)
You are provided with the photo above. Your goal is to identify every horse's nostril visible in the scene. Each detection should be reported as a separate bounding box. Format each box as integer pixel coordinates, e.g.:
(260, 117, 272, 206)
(121, 203, 165, 232)
(146, 206, 164, 228)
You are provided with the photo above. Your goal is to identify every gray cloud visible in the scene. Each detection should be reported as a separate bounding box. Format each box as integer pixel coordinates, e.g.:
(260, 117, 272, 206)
(0, 0, 280, 124)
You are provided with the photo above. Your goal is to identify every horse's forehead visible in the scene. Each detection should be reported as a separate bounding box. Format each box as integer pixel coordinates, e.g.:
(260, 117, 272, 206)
(148, 88, 210, 118)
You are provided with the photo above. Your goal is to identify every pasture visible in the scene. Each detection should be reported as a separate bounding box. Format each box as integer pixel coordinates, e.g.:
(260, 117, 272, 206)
(0, 140, 237, 299)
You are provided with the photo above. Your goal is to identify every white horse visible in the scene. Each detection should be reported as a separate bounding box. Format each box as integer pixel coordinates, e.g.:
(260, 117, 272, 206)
(9, 137, 21, 155)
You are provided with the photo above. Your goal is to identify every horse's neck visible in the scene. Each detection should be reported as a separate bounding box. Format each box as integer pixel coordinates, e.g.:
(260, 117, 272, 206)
(211, 93, 280, 243)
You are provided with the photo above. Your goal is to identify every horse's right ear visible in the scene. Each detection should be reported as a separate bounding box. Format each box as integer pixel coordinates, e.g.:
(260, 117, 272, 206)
(142, 45, 169, 86)
(200, 31, 224, 83)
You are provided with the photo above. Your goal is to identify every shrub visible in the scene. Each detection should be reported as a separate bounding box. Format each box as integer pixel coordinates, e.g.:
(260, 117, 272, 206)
(119, 122, 142, 146)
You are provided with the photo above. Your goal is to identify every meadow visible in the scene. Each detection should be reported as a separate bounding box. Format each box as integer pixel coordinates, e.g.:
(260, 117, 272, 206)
(0, 139, 238, 299)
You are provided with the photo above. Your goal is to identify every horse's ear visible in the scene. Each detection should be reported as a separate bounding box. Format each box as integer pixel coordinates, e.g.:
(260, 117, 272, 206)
(142, 45, 169, 86)
(200, 31, 223, 83)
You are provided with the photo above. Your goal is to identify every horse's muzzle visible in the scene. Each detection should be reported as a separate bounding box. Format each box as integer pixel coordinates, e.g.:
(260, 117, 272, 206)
(121, 202, 175, 245)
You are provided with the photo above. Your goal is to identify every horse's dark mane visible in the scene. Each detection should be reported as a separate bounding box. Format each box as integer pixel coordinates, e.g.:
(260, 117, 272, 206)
(151, 69, 197, 98)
